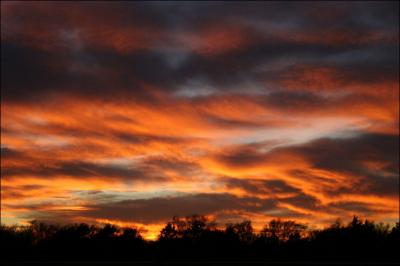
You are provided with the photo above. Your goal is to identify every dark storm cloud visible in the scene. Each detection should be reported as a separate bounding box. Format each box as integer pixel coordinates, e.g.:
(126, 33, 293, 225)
(73, 193, 279, 223)
(262, 91, 328, 111)
(1, 146, 200, 182)
(141, 156, 199, 175)
(223, 178, 320, 210)
(1, 1, 398, 102)
(150, 1, 398, 32)
(173, 41, 397, 91)
(1, 160, 154, 180)
(1, 42, 173, 102)
(203, 114, 269, 129)
(290, 133, 399, 176)
(113, 132, 185, 145)
(1, 184, 47, 200)
(280, 193, 320, 210)
(328, 201, 379, 215)
(216, 145, 266, 168)
(224, 178, 301, 195)
(322, 173, 399, 198)
(9, 192, 309, 224)
(0, 146, 21, 158)
(216, 133, 399, 197)
(5, 192, 281, 224)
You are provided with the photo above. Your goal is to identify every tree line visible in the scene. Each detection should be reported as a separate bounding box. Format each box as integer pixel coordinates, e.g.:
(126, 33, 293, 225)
(1, 215, 399, 262)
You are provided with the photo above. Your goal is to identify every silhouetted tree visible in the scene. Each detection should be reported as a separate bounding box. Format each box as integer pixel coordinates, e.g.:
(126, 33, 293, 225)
(1, 215, 399, 263)
(159, 215, 215, 241)
(159, 221, 179, 240)
(260, 219, 307, 242)
(225, 220, 255, 243)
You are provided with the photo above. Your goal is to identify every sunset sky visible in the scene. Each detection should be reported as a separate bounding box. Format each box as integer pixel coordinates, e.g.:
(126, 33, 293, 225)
(1, 1, 399, 240)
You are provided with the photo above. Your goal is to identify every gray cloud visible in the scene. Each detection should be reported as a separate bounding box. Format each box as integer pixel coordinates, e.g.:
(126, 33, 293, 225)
(216, 133, 399, 197)
(2, 2, 398, 102)
(20, 193, 280, 224)
(223, 178, 301, 195)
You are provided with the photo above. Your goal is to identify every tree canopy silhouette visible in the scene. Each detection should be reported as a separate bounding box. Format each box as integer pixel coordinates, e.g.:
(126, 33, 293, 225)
(0, 215, 399, 263)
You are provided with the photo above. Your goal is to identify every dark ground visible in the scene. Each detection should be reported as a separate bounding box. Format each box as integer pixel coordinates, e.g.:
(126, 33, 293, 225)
(2, 262, 400, 266)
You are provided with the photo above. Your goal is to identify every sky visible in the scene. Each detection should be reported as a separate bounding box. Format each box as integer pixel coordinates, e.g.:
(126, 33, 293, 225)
(1, 1, 399, 240)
